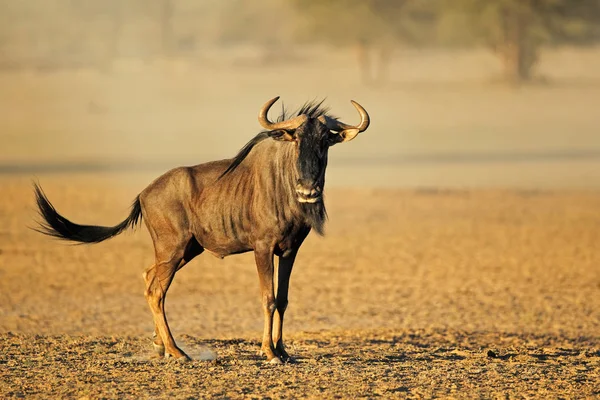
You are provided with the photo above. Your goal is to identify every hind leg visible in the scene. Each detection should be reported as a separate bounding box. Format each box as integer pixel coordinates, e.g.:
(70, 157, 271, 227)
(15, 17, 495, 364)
(148, 240, 202, 359)
(148, 244, 201, 358)
(138, 169, 207, 360)
(144, 236, 203, 360)
(143, 255, 189, 360)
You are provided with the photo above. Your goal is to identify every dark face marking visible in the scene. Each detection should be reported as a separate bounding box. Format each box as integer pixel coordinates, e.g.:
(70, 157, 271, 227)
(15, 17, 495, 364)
(292, 118, 334, 203)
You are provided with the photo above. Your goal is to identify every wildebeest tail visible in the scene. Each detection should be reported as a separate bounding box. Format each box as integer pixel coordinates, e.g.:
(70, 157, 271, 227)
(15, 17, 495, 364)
(33, 183, 142, 244)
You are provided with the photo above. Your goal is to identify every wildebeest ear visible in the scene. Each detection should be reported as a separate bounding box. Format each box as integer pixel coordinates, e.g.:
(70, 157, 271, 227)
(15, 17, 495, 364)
(268, 130, 296, 142)
(327, 132, 344, 146)
(328, 128, 360, 146)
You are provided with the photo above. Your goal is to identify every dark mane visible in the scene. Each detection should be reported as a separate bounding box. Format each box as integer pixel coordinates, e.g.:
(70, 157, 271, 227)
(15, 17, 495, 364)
(219, 131, 271, 178)
(276, 98, 336, 122)
(219, 99, 336, 179)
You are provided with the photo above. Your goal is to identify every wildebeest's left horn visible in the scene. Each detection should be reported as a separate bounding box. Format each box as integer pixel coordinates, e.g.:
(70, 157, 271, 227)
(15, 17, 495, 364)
(258, 96, 308, 130)
(319, 100, 370, 142)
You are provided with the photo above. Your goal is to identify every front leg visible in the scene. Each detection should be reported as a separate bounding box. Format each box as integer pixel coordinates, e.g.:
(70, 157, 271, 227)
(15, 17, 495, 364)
(254, 244, 281, 364)
(272, 249, 298, 362)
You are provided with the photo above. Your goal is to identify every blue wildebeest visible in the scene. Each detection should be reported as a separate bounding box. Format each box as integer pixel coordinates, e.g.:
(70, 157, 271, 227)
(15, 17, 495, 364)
(33, 97, 370, 363)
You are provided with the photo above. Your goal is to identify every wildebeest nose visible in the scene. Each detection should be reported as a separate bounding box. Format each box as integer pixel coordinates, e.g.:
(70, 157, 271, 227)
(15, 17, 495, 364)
(295, 184, 312, 196)
(295, 182, 321, 198)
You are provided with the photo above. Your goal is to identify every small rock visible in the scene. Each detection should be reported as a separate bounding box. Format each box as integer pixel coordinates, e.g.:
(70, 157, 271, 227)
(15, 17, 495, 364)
(487, 350, 498, 358)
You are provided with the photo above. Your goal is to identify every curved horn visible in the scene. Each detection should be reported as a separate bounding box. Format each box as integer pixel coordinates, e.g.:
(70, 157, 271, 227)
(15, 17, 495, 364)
(320, 100, 370, 142)
(318, 101, 370, 132)
(258, 96, 308, 130)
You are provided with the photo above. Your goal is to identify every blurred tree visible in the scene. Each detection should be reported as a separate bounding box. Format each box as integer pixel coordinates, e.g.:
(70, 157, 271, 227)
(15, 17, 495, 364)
(217, 0, 296, 47)
(215, 0, 300, 65)
(292, 0, 436, 85)
(69, 0, 124, 68)
(441, 0, 600, 83)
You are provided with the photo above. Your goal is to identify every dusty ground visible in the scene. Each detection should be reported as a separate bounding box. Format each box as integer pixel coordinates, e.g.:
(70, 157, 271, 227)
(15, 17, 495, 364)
(2, 329, 598, 399)
(1, 175, 599, 398)
(1, 46, 600, 399)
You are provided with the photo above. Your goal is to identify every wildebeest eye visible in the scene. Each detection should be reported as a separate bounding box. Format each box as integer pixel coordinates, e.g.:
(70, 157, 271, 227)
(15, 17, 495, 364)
(268, 130, 296, 142)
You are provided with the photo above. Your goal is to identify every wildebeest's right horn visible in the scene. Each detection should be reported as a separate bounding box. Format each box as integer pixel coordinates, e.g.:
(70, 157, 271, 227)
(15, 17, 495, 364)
(258, 96, 308, 130)
(319, 100, 370, 142)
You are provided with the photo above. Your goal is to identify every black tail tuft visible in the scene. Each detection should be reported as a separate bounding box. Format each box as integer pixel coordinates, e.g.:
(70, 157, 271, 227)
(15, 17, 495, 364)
(33, 183, 142, 244)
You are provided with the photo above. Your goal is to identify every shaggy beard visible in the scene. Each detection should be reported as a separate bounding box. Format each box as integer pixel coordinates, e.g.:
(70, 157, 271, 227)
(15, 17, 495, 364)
(301, 200, 327, 236)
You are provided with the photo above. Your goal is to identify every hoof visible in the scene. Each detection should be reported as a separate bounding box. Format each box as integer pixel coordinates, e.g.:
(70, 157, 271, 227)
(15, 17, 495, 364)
(268, 357, 283, 365)
(174, 355, 192, 363)
(274, 343, 292, 361)
(153, 343, 166, 357)
(165, 352, 192, 362)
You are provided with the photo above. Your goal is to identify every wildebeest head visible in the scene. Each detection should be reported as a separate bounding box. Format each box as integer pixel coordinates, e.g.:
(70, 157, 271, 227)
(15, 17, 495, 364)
(258, 97, 370, 203)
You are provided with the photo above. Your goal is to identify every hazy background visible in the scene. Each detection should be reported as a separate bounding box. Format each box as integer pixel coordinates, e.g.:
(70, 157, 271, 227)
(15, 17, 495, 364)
(1, 0, 600, 188)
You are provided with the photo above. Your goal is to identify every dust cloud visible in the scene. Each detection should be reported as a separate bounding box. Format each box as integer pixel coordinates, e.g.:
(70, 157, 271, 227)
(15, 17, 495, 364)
(1, 1, 600, 188)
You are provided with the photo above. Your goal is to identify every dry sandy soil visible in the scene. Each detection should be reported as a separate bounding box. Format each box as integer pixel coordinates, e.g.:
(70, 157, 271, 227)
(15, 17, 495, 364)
(0, 175, 599, 398)
(1, 47, 600, 398)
